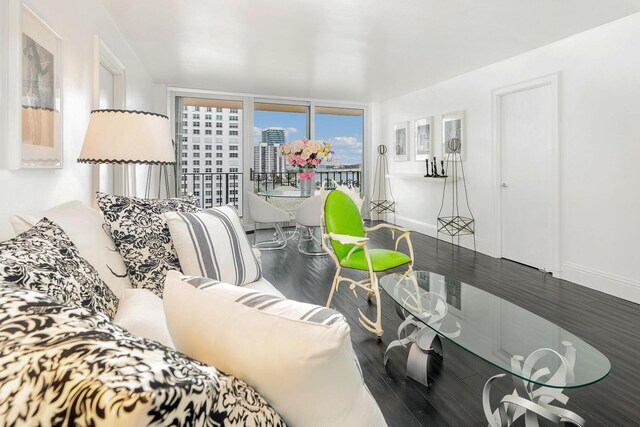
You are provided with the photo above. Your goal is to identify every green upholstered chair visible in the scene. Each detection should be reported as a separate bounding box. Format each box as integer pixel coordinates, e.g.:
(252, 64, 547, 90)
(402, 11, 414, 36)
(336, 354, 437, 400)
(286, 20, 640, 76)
(322, 189, 414, 338)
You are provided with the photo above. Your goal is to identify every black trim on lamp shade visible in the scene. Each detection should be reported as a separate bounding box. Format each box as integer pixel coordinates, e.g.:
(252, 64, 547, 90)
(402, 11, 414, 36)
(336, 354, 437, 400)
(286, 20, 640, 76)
(78, 109, 175, 165)
(77, 158, 175, 165)
(90, 109, 169, 119)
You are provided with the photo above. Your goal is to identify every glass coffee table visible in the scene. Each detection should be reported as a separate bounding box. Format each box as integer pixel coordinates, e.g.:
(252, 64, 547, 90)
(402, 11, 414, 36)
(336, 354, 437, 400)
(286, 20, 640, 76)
(380, 270, 610, 427)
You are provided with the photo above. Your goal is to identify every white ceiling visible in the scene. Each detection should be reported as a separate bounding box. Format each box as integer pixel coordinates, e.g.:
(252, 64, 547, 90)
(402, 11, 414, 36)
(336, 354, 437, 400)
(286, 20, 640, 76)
(103, 0, 640, 102)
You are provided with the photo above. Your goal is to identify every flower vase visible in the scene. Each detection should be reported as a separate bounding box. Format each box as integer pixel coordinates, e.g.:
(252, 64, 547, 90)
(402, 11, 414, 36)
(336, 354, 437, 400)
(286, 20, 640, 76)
(299, 168, 315, 197)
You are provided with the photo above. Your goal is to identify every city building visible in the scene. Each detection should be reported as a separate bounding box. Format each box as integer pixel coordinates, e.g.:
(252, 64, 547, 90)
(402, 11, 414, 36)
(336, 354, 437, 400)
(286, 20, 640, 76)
(253, 143, 286, 176)
(261, 128, 286, 145)
(180, 105, 242, 209)
(253, 128, 287, 183)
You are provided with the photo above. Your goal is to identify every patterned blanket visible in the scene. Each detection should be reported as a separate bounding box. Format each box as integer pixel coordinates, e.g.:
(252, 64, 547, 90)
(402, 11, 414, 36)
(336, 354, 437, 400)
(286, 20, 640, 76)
(0, 284, 286, 426)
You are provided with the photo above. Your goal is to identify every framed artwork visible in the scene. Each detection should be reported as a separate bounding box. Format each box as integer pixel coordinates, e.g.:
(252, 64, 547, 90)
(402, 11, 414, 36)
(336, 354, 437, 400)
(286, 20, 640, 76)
(20, 4, 63, 168)
(393, 121, 409, 161)
(442, 111, 464, 160)
(414, 117, 433, 161)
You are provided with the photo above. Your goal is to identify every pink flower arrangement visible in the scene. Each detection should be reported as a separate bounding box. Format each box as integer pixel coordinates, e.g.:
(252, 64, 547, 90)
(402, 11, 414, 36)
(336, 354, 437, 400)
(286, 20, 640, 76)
(278, 138, 332, 169)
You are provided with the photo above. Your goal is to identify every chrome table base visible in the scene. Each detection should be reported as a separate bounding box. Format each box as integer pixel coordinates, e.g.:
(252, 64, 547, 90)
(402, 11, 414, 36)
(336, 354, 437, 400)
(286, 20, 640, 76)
(384, 315, 443, 387)
(483, 342, 585, 427)
(385, 311, 587, 425)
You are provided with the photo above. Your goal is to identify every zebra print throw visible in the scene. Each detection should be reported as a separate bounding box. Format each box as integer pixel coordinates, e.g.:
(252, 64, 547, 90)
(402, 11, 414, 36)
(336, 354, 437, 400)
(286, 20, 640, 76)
(0, 284, 286, 426)
(165, 206, 261, 286)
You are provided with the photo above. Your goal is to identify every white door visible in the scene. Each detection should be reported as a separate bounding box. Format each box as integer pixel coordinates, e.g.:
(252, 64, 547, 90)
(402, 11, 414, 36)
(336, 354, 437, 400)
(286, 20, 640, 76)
(499, 82, 555, 271)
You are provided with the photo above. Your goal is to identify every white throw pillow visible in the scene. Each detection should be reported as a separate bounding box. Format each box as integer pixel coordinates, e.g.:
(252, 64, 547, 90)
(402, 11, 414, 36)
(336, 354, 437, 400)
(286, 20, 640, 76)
(10, 200, 132, 298)
(165, 206, 262, 286)
(163, 271, 387, 427)
(114, 289, 174, 348)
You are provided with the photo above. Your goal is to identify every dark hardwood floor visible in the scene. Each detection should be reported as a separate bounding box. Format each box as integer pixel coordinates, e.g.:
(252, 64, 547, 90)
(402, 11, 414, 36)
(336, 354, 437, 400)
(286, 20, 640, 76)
(256, 224, 640, 426)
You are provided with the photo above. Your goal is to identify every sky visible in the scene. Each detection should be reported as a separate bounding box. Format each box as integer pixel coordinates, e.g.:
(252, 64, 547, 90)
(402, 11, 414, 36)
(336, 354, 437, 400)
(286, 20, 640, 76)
(253, 110, 363, 165)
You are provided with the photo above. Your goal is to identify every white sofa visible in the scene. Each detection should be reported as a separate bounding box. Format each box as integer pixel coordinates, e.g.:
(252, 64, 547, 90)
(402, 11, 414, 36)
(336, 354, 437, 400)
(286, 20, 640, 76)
(8, 200, 387, 427)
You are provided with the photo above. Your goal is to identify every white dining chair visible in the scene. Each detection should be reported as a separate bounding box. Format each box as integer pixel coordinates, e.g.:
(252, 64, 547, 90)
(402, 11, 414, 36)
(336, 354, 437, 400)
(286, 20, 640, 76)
(294, 195, 326, 256)
(246, 192, 291, 250)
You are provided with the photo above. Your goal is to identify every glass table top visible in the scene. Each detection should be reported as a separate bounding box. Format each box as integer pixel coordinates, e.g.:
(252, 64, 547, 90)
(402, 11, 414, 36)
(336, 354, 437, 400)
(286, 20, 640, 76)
(380, 270, 611, 389)
(259, 189, 320, 198)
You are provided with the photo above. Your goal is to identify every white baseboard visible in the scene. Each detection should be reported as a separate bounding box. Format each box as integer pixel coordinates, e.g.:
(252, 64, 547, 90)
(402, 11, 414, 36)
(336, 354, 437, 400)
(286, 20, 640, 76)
(560, 262, 640, 304)
(394, 214, 492, 255)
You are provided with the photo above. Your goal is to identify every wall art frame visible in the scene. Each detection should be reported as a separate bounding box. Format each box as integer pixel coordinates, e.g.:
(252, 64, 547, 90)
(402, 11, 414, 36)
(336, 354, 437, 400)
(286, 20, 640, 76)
(442, 111, 465, 161)
(5, 2, 63, 169)
(414, 116, 433, 161)
(393, 121, 409, 161)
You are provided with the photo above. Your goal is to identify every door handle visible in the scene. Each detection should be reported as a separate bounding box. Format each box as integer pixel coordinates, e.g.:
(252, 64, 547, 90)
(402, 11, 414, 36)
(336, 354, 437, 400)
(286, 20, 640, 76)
(501, 182, 508, 188)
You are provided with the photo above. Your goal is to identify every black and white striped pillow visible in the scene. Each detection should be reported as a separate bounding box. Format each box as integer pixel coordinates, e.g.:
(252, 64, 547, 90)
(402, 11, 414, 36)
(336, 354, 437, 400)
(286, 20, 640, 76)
(163, 271, 387, 426)
(165, 206, 262, 286)
(179, 273, 344, 326)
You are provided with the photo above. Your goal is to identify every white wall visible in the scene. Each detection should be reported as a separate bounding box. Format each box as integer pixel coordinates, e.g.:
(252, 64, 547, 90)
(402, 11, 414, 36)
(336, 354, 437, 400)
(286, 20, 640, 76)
(377, 12, 640, 303)
(0, 0, 154, 240)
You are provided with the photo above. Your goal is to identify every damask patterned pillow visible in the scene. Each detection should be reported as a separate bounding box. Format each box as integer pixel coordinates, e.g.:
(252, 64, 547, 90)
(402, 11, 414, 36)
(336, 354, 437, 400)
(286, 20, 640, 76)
(0, 285, 285, 426)
(0, 218, 119, 320)
(96, 192, 200, 297)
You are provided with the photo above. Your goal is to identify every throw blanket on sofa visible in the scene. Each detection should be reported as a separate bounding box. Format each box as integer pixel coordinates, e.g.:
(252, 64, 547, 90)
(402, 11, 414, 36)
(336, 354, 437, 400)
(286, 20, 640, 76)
(0, 285, 286, 426)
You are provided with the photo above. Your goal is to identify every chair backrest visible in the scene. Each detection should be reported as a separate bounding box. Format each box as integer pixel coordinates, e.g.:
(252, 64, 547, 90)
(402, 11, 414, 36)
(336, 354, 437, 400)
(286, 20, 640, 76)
(324, 190, 365, 260)
(246, 192, 290, 223)
(335, 184, 365, 213)
(295, 195, 322, 227)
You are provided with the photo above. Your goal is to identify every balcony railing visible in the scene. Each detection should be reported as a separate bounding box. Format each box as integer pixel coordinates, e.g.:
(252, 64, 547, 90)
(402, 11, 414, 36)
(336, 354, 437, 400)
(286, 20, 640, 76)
(180, 173, 242, 210)
(180, 169, 362, 211)
(250, 169, 361, 192)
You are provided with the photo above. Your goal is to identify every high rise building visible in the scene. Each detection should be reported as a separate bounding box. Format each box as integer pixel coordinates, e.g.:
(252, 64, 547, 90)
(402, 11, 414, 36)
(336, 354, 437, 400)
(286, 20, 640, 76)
(261, 128, 285, 145)
(180, 105, 243, 210)
(253, 143, 286, 175)
(253, 127, 287, 177)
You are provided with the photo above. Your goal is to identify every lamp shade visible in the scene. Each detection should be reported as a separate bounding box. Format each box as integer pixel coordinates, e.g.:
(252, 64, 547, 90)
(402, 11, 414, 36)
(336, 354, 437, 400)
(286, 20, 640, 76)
(78, 110, 175, 164)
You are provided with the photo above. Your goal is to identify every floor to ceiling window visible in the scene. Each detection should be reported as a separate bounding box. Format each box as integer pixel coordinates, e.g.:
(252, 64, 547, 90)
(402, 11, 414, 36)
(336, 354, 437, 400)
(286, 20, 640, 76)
(314, 106, 364, 188)
(253, 102, 309, 192)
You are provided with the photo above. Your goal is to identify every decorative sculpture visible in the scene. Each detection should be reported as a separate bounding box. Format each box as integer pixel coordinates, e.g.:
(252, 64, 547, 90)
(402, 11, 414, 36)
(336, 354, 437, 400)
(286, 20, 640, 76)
(437, 137, 476, 251)
(483, 342, 586, 426)
(370, 145, 396, 223)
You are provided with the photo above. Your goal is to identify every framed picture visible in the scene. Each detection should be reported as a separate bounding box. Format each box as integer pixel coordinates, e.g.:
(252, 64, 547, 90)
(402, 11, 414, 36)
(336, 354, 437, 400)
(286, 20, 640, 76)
(414, 117, 433, 161)
(393, 121, 409, 161)
(19, 4, 63, 168)
(442, 111, 464, 160)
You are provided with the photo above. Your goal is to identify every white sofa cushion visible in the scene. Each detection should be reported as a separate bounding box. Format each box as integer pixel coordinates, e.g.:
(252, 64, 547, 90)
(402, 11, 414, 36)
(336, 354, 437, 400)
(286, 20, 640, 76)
(165, 206, 262, 286)
(10, 200, 132, 298)
(163, 271, 387, 427)
(114, 289, 174, 348)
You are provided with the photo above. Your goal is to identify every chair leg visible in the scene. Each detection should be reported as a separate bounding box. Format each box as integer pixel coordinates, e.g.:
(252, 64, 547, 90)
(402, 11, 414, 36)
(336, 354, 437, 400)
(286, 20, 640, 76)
(298, 226, 327, 256)
(357, 273, 384, 338)
(326, 267, 341, 308)
(253, 223, 287, 251)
